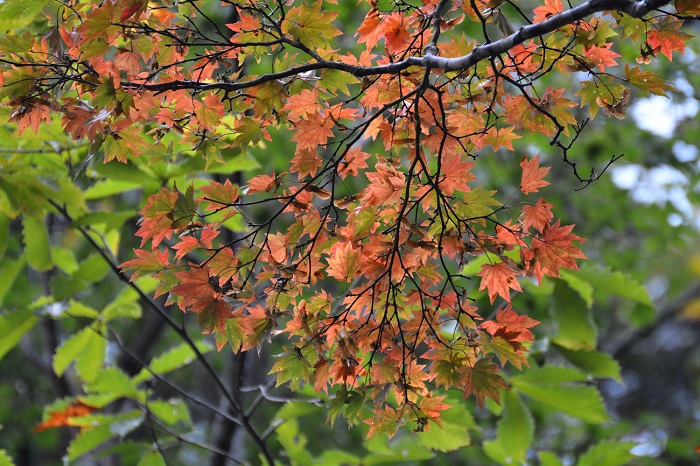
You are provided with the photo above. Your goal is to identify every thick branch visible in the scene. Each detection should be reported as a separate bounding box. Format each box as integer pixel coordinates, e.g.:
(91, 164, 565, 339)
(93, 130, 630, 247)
(122, 0, 671, 94)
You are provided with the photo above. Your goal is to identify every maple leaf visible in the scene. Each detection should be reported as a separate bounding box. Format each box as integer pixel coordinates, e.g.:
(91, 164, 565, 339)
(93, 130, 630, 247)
(481, 305, 540, 343)
(458, 358, 509, 408)
(357, 8, 382, 50)
(291, 112, 334, 151)
(172, 265, 218, 313)
(521, 198, 554, 233)
(282, 89, 320, 122)
(419, 395, 451, 428)
(326, 241, 362, 282)
(520, 155, 551, 194)
(533, 0, 563, 23)
(381, 12, 411, 54)
(172, 225, 219, 261)
(364, 405, 400, 438)
(624, 65, 676, 97)
(199, 179, 240, 210)
(583, 44, 621, 72)
(338, 147, 371, 180)
(362, 163, 406, 206)
(477, 261, 523, 303)
(647, 17, 694, 61)
(482, 331, 530, 370)
(438, 153, 476, 196)
(34, 400, 97, 432)
(290, 149, 323, 178)
(136, 187, 179, 247)
(283, 2, 341, 49)
(120, 248, 170, 280)
(530, 220, 586, 282)
(246, 172, 279, 194)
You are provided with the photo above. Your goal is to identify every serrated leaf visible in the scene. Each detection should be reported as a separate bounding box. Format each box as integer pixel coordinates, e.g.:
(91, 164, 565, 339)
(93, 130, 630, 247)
(575, 264, 652, 305)
(556, 346, 622, 381)
(67, 425, 113, 461)
(0, 256, 26, 305)
(0, 449, 15, 466)
(87, 367, 138, 399)
(22, 215, 52, 271)
(0, 0, 49, 33)
(146, 399, 192, 426)
(133, 340, 213, 384)
(53, 326, 93, 376)
(65, 300, 100, 319)
(511, 371, 609, 423)
(75, 328, 106, 383)
(0, 308, 37, 362)
(577, 441, 635, 466)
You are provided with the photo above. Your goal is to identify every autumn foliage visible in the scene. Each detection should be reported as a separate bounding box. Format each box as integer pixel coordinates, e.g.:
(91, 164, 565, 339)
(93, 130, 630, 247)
(1, 0, 697, 447)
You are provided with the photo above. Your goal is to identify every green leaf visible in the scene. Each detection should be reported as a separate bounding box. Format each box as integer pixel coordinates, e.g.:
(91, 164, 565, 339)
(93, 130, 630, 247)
(133, 340, 213, 384)
(0, 308, 37, 362)
(270, 347, 313, 390)
(65, 300, 100, 319)
(0, 0, 49, 33)
(148, 399, 191, 426)
(576, 264, 652, 305)
(87, 367, 139, 399)
(0, 449, 15, 466)
(556, 346, 622, 382)
(67, 425, 113, 462)
(511, 368, 610, 424)
(539, 451, 564, 466)
(0, 214, 10, 259)
(51, 247, 79, 275)
(53, 327, 91, 376)
(559, 270, 593, 308)
(551, 281, 597, 351)
(484, 390, 533, 465)
(83, 180, 142, 200)
(416, 399, 474, 452)
(0, 255, 26, 305)
(577, 441, 635, 466)
(137, 450, 167, 466)
(22, 215, 52, 271)
(75, 327, 106, 383)
(274, 400, 320, 422)
(72, 211, 137, 231)
(72, 253, 110, 284)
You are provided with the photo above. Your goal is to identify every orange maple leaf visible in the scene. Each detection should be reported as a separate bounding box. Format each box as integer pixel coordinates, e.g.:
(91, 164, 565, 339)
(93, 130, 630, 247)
(583, 44, 621, 72)
(326, 242, 362, 282)
(647, 17, 694, 61)
(477, 261, 523, 303)
(533, 0, 563, 23)
(520, 155, 551, 194)
(291, 112, 334, 150)
(34, 401, 96, 432)
(520, 198, 554, 232)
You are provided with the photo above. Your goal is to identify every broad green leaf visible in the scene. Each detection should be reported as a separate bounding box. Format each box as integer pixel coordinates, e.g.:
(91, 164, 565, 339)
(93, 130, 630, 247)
(512, 381, 609, 423)
(551, 281, 597, 351)
(577, 441, 635, 466)
(101, 301, 141, 322)
(559, 270, 594, 308)
(73, 253, 110, 284)
(72, 211, 137, 231)
(484, 390, 533, 465)
(75, 327, 106, 383)
(65, 300, 100, 319)
(511, 366, 588, 385)
(51, 247, 79, 275)
(67, 425, 113, 462)
(53, 327, 92, 376)
(274, 400, 319, 421)
(556, 346, 622, 381)
(416, 404, 473, 452)
(576, 264, 652, 305)
(148, 399, 191, 426)
(87, 367, 139, 400)
(0, 308, 37, 362)
(133, 340, 214, 384)
(137, 450, 167, 466)
(539, 451, 564, 466)
(275, 419, 313, 465)
(83, 180, 142, 200)
(0, 255, 26, 305)
(0, 0, 49, 33)
(22, 215, 52, 271)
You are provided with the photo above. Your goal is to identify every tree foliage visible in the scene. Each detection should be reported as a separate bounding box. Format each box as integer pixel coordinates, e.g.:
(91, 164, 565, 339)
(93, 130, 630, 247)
(0, 0, 699, 464)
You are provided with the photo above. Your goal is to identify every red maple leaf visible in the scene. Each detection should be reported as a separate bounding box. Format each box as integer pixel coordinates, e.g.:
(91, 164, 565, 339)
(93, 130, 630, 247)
(172, 265, 218, 313)
(281, 88, 319, 122)
(520, 155, 551, 194)
(533, 0, 563, 23)
(647, 17, 694, 61)
(438, 153, 476, 196)
(291, 112, 334, 150)
(477, 261, 523, 303)
(520, 198, 554, 232)
(136, 187, 179, 247)
(530, 220, 586, 282)
(120, 248, 170, 280)
(481, 304, 540, 343)
(34, 401, 96, 432)
(338, 147, 370, 180)
(458, 358, 509, 408)
(583, 44, 621, 72)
